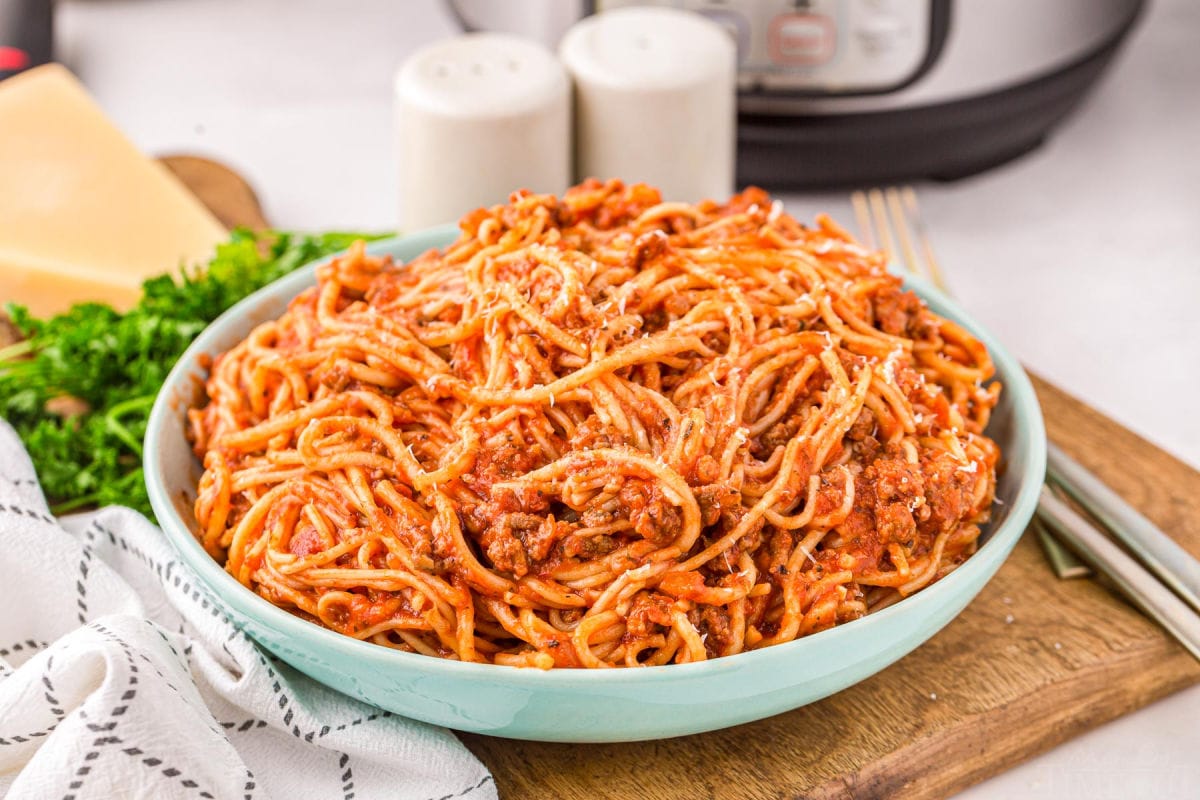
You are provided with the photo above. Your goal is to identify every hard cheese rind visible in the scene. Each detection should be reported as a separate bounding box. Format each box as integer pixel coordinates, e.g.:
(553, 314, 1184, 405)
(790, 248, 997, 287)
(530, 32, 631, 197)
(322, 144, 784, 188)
(0, 64, 227, 316)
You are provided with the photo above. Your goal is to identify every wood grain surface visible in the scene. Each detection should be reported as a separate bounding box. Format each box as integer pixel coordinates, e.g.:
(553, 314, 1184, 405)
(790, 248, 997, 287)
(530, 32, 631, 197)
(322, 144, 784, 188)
(173, 158, 1200, 799)
(159, 154, 270, 231)
(458, 377, 1200, 799)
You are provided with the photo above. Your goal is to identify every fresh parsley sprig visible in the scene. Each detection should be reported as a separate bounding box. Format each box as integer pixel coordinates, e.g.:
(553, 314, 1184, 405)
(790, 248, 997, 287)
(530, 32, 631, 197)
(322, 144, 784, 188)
(0, 229, 383, 517)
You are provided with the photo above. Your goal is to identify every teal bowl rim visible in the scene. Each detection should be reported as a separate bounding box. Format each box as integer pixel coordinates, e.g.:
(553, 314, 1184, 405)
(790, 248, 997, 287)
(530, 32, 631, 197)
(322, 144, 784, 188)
(145, 226, 1047, 687)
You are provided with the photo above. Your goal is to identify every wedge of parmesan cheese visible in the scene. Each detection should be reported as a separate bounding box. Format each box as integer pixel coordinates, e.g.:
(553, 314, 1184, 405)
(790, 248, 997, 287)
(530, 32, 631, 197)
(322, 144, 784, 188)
(0, 64, 226, 316)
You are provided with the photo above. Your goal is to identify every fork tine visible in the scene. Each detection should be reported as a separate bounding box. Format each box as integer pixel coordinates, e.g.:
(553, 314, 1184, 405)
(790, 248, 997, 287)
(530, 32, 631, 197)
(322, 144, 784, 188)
(898, 187, 950, 293)
(866, 188, 896, 266)
(886, 187, 924, 282)
(850, 190, 875, 251)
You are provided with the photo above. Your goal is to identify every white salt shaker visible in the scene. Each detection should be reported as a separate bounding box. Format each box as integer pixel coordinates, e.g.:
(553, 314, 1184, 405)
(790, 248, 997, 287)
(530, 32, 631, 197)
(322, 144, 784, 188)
(394, 33, 570, 230)
(559, 7, 736, 203)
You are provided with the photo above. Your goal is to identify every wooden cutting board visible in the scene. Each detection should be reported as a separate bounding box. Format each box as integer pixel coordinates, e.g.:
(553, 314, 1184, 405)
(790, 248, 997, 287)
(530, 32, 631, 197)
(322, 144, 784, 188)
(178, 157, 1200, 800)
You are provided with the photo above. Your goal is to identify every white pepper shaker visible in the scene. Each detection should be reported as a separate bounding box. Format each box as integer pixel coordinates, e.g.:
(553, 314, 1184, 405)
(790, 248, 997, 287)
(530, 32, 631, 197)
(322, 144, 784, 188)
(394, 33, 571, 230)
(559, 7, 736, 203)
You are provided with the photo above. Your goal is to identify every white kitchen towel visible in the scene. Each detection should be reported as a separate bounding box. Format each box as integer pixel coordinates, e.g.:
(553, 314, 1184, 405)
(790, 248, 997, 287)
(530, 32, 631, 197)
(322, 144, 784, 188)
(0, 421, 497, 800)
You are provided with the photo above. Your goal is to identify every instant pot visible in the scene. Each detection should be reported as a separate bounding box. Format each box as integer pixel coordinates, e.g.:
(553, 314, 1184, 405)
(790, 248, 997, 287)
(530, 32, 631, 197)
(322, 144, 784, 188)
(447, 0, 1145, 187)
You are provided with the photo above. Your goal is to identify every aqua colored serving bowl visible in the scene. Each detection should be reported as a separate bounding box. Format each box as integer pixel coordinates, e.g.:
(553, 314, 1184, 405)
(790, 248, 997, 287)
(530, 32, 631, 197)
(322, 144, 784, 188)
(145, 227, 1046, 742)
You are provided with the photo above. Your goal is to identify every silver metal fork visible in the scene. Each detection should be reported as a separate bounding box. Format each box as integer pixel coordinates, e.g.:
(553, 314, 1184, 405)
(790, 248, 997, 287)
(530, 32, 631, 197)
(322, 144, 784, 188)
(853, 186, 1200, 661)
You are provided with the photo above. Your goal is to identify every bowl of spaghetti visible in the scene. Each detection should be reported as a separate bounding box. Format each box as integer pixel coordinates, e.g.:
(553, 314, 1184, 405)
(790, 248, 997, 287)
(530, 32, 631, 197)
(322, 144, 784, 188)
(146, 181, 1045, 741)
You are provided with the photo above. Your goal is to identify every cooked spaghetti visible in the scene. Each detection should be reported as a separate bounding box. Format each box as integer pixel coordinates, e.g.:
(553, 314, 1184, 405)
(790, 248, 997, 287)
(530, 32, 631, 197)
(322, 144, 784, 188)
(190, 180, 1001, 669)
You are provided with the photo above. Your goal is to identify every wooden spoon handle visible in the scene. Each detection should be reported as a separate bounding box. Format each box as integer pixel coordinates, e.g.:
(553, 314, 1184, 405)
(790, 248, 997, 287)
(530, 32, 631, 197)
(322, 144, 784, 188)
(158, 154, 270, 231)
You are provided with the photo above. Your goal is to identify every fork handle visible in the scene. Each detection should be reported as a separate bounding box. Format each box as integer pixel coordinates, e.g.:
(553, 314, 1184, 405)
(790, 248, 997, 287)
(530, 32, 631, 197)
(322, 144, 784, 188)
(1037, 486, 1200, 662)
(1046, 441, 1200, 616)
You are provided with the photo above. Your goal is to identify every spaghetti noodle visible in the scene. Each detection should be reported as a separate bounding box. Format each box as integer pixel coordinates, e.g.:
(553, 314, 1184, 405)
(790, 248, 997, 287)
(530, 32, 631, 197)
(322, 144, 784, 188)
(190, 180, 1000, 669)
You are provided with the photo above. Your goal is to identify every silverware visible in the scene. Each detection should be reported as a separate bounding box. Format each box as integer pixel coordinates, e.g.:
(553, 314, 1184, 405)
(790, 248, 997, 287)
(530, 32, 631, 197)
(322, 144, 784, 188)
(851, 186, 1090, 580)
(1047, 441, 1200, 615)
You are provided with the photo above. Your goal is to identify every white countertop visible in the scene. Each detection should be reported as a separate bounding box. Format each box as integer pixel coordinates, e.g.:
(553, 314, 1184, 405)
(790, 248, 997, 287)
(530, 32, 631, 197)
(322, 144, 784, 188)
(54, 0, 1200, 796)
